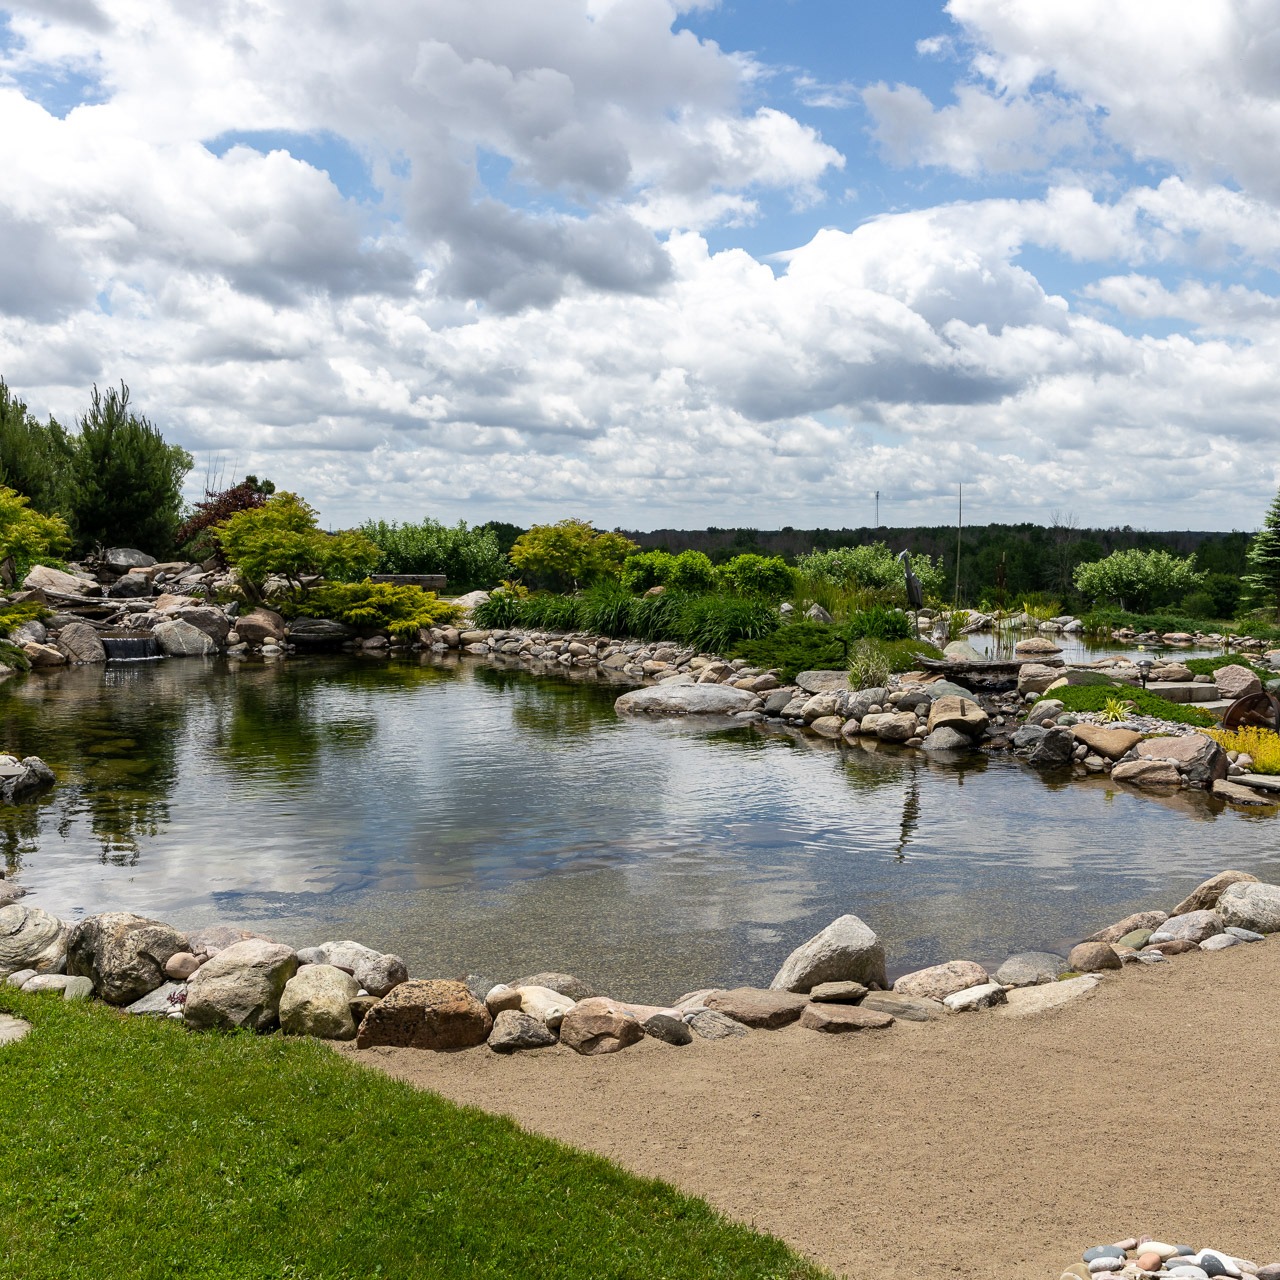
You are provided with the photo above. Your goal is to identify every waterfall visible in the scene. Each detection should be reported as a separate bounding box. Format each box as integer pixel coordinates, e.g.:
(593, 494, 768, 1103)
(102, 634, 162, 661)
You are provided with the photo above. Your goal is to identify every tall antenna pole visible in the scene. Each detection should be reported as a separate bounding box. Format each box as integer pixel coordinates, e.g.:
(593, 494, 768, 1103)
(875, 490, 879, 528)
(954, 483, 963, 607)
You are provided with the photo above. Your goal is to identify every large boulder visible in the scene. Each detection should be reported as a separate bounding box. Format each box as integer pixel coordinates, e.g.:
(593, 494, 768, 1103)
(296, 939, 380, 970)
(1214, 664, 1263, 699)
(1216, 881, 1280, 934)
(55, 621, 107, 665)
(66, 912, 187, 1005)
(353, 953, 408, 998)
(1111, 759, 1181, 788)
(0, 903, 69, 976)
(488, 1009, 558, 1053)
(1018, 663, 1061, 695)
(167, 607, 231, 647)
(1083, 910, 1168, 944)
(704, 987, 807, 1029)
(23, 565, 94, 596)
(0, 755, 56, 803)
(1148, 910, 1222, 945)
(9, 619, 46, 646)
(286, 618, 355, 647)
(795, 670, 850, 695)
(104, 548, 157, 573)
(1027, 726, 1075, 768)
(1134, 735, 1227, 787)
(893, 960, 989, 1001)
(1172, 870, 1259, 916)
(1071, 724, 1141, 761)
(153, 619, 216, 657)
(614, 685, 757, 716)
(921, 726, 972, 752)
(769, 914, 887, 993)
(279, 964, 360, 1040)
(235, 608, 286, 645)
(926, 696, 989, 738)
(517, 985, 576, 1030)
(994, 951, 1069, 987)
(184, 939, 299, 1032)
(1067, 941, 1122, 972)
(23, 642, 66, 668)
(354, 978, 492, 1050)
(558, 997, 644, 1056)
(513, 972, 600, 1002)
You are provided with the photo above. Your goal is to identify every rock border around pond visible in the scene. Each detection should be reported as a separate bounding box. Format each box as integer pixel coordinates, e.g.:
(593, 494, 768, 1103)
(2, 871, 1275, 1071)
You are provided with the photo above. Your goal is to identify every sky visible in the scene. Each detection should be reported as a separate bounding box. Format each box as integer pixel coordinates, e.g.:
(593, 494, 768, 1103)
(1, 0, 1279, 533)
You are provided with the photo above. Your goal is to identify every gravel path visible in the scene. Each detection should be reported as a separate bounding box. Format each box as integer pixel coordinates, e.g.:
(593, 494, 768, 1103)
(341, 940, 1280, 1279)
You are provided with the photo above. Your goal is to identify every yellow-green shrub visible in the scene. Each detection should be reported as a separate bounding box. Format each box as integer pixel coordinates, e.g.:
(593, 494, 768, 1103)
(1207, 725, 1280, 775)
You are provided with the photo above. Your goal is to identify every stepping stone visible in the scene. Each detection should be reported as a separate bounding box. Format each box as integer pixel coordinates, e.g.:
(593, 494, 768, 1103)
(0, 1013, 31, 1046)
(999, 974, 1102, 1018)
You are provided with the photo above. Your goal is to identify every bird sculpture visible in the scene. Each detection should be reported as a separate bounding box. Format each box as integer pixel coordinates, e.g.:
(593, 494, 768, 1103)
(897, 549, 924, 611)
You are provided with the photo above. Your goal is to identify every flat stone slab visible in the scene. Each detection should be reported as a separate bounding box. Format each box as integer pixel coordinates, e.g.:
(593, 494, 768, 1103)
(614, 685, 757, 716)
(999, 974, 1103, 1019)
(1236, 773, 1280, 792)
(798, 1003, 893, 1033)
(795, 670, 850, 694)
(1213, 779, 1276, 806)
(807, 980, 869, 1003)
(859, 991, 947, 1022)
(704, 986, 807, 1029)
(0, 1013, 31, 1045)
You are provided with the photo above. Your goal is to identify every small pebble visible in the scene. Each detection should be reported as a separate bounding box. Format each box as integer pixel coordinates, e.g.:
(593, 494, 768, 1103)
(1087, 1260, 1123, 1274)
(1168, 1267, 1209, 1280)
(1136, 1253, 1162, 1272)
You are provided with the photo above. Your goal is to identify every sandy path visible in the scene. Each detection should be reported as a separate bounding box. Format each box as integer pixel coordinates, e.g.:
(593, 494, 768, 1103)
(341, 943, 1280, 1279)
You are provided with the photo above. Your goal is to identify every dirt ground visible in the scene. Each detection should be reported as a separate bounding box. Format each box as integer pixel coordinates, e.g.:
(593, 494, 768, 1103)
(340, 942, 1280, 1279)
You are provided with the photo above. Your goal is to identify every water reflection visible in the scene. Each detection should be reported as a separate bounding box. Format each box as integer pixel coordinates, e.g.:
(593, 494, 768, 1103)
(0, 654, 1277, 1002)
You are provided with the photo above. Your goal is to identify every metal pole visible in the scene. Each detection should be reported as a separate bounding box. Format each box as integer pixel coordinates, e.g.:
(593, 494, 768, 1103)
(954, 483, 963, 607)
(875, 490, 879, 527)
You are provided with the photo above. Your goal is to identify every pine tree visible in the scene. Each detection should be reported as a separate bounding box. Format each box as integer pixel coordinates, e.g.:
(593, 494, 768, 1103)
(1244, 486, 1280, 620)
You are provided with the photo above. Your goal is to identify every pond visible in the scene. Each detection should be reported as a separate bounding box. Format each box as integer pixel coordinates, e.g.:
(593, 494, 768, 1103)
(2, 655, 1277, 1003)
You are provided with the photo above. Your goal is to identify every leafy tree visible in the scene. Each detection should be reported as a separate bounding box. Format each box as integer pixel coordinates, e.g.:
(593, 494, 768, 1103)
(0, 381, 77, 518)
(71, 382, 192, 555)
(359, 518, 509, 590)
(0, 485, 71, 578)
(176, 476, 276, 563)
(1072, 548, 1205, 612)
(508, 519, 637, 592)
(1244, 486, 1280, 620)
(215, 492, 381, 601)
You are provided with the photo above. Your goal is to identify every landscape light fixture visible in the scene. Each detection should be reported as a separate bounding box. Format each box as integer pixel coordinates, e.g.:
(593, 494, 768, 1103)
(1136, 657, 1153, 690)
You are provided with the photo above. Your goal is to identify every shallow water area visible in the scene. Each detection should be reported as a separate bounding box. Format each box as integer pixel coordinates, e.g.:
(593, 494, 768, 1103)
(1, 654, 1277, 1002)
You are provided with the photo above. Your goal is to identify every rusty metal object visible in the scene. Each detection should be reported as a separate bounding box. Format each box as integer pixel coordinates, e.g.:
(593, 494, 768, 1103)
(1221, 691, 1280, 732)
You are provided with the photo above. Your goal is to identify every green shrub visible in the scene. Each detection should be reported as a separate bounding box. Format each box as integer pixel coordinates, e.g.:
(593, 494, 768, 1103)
(796, 543, 946, 601)
(0, 638, 31, 670)
(471, 590, 523, 629)
(1035, 683, 1215, 727)
(847, 605, 911, 642)
(718, 553, 795, 600)
(286, 581, 462, 637)
(360, 518, 509, 591)
(667, 550, 718, 592)
(619, 550, 673, 592)
(730, 623, 939, 682)
(517, 593, 585, 632)
(1183, 655, 1272, 680)
(0, 601, 52, 635)
(0, 486, 71, 579)
(848, 638, 893, 690)
(627, 587, 688, 641)
(509, 519, 636, 592)
(677, 594, 779, 652)
(1073, 547, 1205, 612)
(216, 493, 382, 602)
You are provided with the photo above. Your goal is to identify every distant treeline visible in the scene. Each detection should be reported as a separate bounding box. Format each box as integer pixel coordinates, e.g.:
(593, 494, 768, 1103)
(609, 523, 1253, 611)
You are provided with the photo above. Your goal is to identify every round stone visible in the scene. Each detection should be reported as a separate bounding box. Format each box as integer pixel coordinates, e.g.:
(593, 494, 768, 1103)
(1084, 1247, 1126, 1264)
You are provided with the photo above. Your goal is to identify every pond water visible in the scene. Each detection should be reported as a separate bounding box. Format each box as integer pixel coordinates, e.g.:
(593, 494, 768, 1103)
(961, 630, 1226, 665)
(2, 655, 1277, 1003)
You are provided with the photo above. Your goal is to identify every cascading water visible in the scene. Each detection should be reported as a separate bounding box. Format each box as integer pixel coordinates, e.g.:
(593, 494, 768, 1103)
(101, 633, 161, 661)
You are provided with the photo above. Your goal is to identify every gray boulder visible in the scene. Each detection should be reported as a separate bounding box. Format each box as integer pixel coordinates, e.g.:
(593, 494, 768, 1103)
(55, 621, 107, 665)
(845, 687, 889, 720)
(1148, 909, 1223, 945)
(123, 982, 187, 1016)
(614, 684, 757, 716)
(108, 573, 152, 599)
(769, 914, 887, 993)
(641, 1012, 692, 1045)
(184, 939, 299, 1032)
(286, 618, 354, 647)
(153, 619, 215, 657)
(1216, 881, 1280, 934)
(513, 971, 600, 1002)
(353, 953, 408, 998)
(279, 964, 359, 1040)
(686, 1008, 749, 1040)
(104, 548, 156, 572)
(235, 608, 286, 645)
(795, 670, 849, 695)
(10, 619, 46, 645)
(921, 726, 972, 752)
(66, 912, 188, 1006)
(488, 1008, 558, 1053)
(0, 903, 69, 976)
(296, 939, 380, 971)
(1028, 726, 1074, 768)
(166, 607, 231, 647)
(0, 756, 56, 804)
(994, 951, 1069, 987)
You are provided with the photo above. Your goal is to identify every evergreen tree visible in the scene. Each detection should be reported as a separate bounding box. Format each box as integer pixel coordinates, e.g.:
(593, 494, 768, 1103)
(0, 380, 77, 517)
(1244, 485, 1280, 620)
(71, 382, 192, 555)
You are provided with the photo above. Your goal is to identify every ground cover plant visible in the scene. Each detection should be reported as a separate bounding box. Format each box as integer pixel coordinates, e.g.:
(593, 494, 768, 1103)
(1035, 684, 1217, 727)
(1207, 725, 1280, 774)
(284, 581, 462, 637)
(1183, 655, 1273, 681)
(0, 990, 824, 1280)
(730, 621, 941, 682)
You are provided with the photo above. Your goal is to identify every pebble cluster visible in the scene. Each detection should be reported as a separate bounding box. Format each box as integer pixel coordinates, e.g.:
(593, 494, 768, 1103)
(1064, 1238, 1280, 1279)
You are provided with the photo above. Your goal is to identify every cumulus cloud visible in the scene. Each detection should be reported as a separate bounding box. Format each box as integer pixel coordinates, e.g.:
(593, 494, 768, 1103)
(0, 0, 1278, 529)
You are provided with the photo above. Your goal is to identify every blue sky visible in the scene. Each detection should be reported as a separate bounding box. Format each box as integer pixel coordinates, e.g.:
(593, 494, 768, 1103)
(0, 0, 1278, 531)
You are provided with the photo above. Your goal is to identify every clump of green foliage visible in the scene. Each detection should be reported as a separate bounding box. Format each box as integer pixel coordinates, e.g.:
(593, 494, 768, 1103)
(1244, 483, 1280, 621)
(620, 549, 718, 593)
(509, 519, 637, 592)
(1183, 655, 1272, 680)
(216, 493, 382, 602)
(176, 476, 275, 563)
(0, 486, 71, 581)
(796, 542, 946, 602)
(848, 638, 893, 691)
(285, 581, 462, 637)
(360, 518, 509, 591)
(0, 639, 31, 670)
(1035, 683, 1216, 727)
(677, 594, 779, 651)
(0, 988, 826, 1280)
(0, 601, 52, 634)
(717, 553, 795, 600)
(846, 605, 912, 642)
(730, 621, 940, 682)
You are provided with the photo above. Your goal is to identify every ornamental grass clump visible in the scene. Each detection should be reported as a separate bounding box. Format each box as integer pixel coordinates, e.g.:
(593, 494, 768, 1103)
(1207, 725, 1280, 774)
(848, 638, 893, 691)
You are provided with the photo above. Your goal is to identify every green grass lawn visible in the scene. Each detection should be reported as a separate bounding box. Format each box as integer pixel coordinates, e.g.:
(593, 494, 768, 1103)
(1035, 684, 1217, 727)
(0, 990, 825, 1280)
